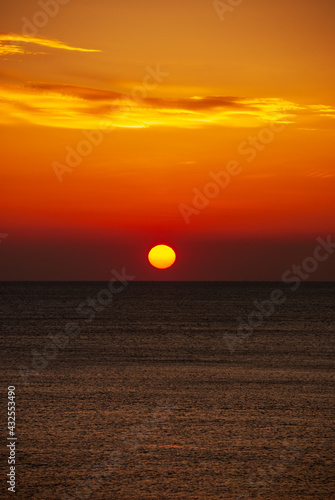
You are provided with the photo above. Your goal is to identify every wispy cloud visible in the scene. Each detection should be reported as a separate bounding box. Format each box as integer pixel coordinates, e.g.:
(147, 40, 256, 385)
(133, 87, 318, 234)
(307, 169, 335, 179)
(308, 104, 335, 118)
(0, 81, 334, 131)
(0, 34, 100, 56)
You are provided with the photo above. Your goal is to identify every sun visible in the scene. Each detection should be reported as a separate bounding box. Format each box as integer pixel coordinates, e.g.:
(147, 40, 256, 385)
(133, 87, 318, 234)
(148, 244, 176, 269)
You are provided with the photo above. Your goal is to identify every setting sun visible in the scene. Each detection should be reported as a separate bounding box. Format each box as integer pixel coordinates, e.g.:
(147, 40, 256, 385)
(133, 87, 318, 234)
(148, 245, 176, 269)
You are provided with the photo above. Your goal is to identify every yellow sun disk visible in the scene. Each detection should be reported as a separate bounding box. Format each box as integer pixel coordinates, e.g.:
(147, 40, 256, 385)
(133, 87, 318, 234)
(148, 245, 176, 269)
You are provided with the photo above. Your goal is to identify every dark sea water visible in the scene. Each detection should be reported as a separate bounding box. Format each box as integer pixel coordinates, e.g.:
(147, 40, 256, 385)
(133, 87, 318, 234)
(1, 282, 334, 499)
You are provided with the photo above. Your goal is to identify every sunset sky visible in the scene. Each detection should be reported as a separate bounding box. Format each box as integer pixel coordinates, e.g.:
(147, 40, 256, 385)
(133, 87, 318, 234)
(1, 0, 334, 280)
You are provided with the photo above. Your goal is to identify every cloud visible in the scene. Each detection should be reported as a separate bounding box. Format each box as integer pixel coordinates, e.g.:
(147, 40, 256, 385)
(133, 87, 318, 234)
(307, 169, 335, 179)
(0, 80, 334, 131)
(0, 34, 100, 56)
(27, 83, 119, 101)
(145, 95, 245, 111)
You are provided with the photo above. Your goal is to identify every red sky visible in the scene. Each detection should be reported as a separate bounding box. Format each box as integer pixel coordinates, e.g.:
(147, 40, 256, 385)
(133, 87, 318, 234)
(1, 0, 334, 280)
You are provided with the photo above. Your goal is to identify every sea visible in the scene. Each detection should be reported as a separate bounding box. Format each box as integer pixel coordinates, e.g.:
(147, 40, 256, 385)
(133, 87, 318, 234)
(1, 282, 334, 499)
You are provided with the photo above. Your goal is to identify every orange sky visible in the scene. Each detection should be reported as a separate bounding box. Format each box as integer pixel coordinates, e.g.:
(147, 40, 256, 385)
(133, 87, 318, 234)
(1, 0, 334, 279)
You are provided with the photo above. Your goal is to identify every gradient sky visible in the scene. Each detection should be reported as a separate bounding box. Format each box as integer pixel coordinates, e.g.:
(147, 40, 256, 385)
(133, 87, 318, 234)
(1, 0, 334, 280)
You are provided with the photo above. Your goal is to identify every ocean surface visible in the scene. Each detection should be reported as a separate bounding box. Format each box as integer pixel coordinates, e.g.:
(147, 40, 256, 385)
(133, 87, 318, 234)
(1, 282, 334, 499)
